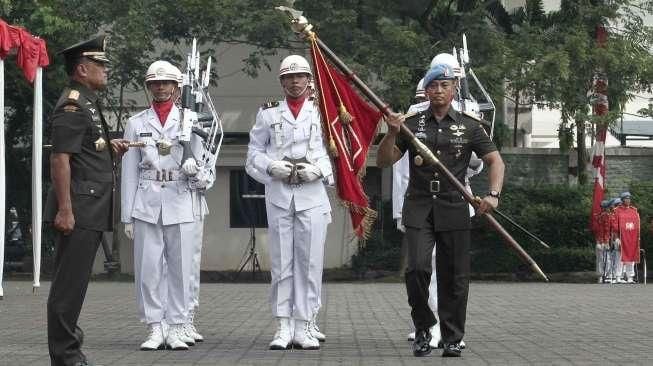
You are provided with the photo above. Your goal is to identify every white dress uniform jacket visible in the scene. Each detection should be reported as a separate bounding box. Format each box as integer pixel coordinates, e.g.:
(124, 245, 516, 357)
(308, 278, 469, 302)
(121, 106, 197, 225)
(246, 99, 333, 211)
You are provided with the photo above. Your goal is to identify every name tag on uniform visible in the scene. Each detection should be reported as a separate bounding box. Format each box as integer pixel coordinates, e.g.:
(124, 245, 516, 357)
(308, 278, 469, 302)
(139, 132, 153, 137)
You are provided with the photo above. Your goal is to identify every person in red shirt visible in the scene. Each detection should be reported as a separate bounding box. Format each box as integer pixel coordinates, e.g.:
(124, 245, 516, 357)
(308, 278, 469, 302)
(614, 192, 641, 283)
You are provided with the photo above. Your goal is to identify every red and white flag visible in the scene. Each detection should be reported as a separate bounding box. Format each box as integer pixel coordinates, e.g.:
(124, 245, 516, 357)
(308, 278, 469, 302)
(589, 24, 608, 235)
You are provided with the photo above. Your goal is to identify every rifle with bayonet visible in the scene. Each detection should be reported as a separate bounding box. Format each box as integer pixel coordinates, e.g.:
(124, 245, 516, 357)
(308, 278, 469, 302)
(179, 38, 224, 188)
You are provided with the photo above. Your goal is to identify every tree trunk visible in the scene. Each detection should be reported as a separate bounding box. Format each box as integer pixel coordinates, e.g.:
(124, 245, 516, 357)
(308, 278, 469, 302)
(513, 92, 520, 147)
(576, 117, 587, 185)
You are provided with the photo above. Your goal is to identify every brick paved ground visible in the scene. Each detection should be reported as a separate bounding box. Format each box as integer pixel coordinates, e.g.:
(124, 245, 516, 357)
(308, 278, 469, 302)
(0, 280, 651, 365)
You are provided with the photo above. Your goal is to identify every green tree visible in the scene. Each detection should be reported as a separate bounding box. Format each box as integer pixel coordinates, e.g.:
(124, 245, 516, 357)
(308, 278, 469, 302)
(544, 0, 653, 184)
(294, 0, 513, 111)
(501, 0, 570, 147)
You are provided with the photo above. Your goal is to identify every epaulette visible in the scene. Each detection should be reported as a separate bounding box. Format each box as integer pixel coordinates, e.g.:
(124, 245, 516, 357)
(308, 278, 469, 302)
(131, 108, 148, 119)
(405, 108, 428, 121)
(462, 111, 481, 121)
(62, 104, 80, 113)
(261, 100, 279, 110)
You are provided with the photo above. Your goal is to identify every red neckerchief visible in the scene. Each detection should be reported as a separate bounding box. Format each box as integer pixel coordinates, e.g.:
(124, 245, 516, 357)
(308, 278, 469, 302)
(152, 99, 173, 126)
(286, 95, 306, 119)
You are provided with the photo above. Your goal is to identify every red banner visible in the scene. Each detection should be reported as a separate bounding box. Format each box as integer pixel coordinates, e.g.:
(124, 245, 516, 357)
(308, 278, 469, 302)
(310, 41, 382, 238)
(616, 206, 640, 262)
(0, 18, 50, 82)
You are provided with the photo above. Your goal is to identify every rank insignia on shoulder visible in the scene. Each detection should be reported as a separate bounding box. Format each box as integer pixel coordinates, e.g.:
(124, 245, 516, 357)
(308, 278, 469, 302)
(68, 90, 80, 100)
(62, 104, 79, 112)
(462, 111, 480, 121)
(261, 100, 279, 110)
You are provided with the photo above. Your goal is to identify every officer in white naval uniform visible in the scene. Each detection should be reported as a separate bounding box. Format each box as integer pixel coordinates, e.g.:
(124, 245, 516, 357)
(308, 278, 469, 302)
(246, 55, 333, 350)
(396, 53, 480, 349)
(121, 60, 205, 351)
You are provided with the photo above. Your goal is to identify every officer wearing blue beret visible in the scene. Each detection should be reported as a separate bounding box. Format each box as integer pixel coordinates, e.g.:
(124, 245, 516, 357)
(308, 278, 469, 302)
(377, 63, 505, 357)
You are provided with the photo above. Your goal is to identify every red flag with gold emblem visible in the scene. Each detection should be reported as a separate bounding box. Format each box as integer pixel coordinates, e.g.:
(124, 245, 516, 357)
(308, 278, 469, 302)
(309, 41, 382, 238)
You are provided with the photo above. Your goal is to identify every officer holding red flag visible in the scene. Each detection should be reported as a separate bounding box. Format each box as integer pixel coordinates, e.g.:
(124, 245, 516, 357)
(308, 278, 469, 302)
(377, 62, 505, 358)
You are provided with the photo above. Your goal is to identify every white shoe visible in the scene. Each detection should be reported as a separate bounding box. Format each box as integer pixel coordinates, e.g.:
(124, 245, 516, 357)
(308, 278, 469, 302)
(269, 317, 292, 350)
(292, 320, 320, 350)
(627, 277, 635, 284)
(308, 314, 326, 342)
(184, 323, 204, 343)
(178, 326, 196, 346)
(166, 324, 190, 350)
(429, 325, 442, 348)
(186, 309, 204, 342)
(460, 340, 467, 349)
(140, 323, 165, 351)
(407, 331, 415, 341)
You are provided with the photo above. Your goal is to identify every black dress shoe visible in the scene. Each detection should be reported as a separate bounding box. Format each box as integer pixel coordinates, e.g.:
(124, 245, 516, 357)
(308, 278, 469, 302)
(412, 329, 432, 357)
(442, 342, 462, 357)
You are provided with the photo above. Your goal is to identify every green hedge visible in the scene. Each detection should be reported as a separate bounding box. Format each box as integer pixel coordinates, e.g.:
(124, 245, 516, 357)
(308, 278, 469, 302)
(473, 181, 652, 274)
(352, 182, 653, 275)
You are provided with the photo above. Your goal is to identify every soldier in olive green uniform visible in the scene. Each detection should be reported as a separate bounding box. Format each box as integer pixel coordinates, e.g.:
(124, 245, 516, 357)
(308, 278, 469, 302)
(44, 36, 129, 366)
(377, 63, 504, 358)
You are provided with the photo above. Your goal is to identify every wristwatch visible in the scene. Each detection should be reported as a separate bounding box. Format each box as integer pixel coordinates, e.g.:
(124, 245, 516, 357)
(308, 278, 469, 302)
(488, 190, 501, 199)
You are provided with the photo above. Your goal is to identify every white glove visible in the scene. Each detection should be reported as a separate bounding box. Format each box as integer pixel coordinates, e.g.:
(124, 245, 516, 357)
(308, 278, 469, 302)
(296, 162, 322, 183)
(189, 167, 212, 189)
(613, 238, 621, 249)
(396, 218, 406, 233)
(324, 174, 335, 186)
(124, 223, 134, 240)
(182, 158, 199, 176)
(267, 160, 294, 179)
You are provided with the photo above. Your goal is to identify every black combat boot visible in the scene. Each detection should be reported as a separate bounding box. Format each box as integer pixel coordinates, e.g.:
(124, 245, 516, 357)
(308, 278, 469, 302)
(412, 329, 432, 357)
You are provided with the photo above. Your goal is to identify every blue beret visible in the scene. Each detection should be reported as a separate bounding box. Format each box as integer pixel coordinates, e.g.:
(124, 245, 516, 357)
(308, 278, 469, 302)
(600, 200, 610, 208)
(620, 191, 631, 199)
(610, 198, 622, 206)
(423, 63, 456, 88)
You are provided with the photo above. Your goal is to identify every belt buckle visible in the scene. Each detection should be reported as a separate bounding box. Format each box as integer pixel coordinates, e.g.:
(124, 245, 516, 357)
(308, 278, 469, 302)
(430, 180, 440, 193)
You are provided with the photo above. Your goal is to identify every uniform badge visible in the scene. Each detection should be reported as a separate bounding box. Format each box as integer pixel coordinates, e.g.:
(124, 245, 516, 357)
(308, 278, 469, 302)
(414, 155, 424, 166)
(156, 139, 172, 156)
(89, 108, 96, 114)
(450, 124, 466, 137)
(261, 100, 279, 110)
(415, 131, 427, 140)
(94, 137, 107, 152)
(139, 132, 153, 137)
(68, 90, 80, 100)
